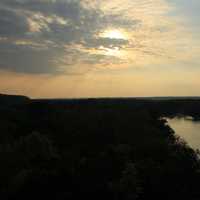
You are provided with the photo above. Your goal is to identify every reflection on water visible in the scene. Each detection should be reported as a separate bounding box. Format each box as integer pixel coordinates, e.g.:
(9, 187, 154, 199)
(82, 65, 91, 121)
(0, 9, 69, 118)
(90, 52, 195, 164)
(167, 117, 200, 150)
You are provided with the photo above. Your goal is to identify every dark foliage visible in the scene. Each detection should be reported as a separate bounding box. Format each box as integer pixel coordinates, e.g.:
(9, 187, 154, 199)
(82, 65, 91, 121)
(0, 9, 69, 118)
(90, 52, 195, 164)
(0, 95, 200, 199)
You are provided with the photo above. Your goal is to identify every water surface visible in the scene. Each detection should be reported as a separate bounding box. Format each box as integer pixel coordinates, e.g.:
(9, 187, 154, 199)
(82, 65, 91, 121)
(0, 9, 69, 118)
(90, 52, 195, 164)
(167, 117, 200, 150)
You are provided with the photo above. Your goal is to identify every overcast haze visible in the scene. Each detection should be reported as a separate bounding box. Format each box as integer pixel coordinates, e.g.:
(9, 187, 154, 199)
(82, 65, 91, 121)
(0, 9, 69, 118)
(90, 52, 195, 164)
(0, 0, 200, 98)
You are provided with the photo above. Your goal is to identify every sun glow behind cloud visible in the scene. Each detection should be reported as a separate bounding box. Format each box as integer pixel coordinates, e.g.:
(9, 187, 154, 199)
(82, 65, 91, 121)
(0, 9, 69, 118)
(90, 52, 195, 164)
(100, 29, 128, 40)
(83, 0, 198, 71)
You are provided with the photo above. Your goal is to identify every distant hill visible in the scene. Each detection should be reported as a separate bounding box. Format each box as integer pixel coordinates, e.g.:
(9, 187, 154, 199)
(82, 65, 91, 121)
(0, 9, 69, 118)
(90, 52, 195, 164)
(34, 96, 200, 102)
(0, 93, 30, 107)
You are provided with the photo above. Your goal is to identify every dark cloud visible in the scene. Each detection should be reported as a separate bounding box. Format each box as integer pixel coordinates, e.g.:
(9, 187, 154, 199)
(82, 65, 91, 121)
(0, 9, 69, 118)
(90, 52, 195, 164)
(0, 0, 138, 74)
(0, 40, 64, 74)
(0, 8, 29, 37)
(84, 38, 129, 49)
(101, 14, 141, 30)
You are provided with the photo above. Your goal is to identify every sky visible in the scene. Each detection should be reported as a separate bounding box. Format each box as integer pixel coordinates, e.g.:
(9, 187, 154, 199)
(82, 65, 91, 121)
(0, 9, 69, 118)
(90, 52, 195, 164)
(0, 0, 200, 98)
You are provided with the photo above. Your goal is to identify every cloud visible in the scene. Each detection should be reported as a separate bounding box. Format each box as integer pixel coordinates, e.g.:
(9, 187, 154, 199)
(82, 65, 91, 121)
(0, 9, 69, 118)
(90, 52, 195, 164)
(0, 40, 64, 73)
(0, 8, 29, 37)
(0, 0, 199, 75)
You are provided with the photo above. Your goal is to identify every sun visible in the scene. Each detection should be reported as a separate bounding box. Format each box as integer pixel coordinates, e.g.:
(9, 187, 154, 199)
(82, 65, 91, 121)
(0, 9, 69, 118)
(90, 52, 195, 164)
(97, 29, 129, 58)
(101, 29, 128, 40)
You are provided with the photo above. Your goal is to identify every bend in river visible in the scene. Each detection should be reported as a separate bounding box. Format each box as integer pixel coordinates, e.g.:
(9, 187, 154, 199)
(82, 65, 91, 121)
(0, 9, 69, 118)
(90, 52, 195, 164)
(166, 117, 200, 150)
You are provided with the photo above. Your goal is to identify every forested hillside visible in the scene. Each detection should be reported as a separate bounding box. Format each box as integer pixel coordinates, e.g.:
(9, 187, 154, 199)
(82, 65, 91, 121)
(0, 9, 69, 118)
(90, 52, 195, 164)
(0, 95, 200, 200)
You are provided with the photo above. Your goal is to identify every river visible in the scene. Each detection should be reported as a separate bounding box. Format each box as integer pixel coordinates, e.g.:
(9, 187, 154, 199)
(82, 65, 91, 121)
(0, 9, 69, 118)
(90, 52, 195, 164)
(167, 117, 200, 150)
